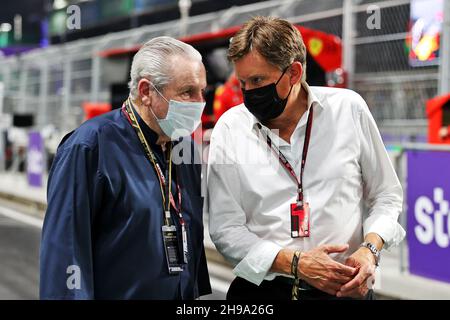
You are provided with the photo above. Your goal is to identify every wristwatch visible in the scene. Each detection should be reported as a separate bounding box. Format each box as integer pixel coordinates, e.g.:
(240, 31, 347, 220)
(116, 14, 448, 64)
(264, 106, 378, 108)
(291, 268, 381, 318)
(360, 242, 381, 266)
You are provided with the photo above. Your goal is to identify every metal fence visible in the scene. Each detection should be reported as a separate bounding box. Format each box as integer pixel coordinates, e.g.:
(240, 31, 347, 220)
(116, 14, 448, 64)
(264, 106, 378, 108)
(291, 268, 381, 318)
(286, 0, 438, 141)
(0, 0, 439, 139)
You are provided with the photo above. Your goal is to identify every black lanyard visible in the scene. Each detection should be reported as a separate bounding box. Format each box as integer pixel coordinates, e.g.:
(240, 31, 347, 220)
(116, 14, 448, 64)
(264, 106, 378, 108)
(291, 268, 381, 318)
(257, 106, 314, 206)
(122, 98, 183, 226)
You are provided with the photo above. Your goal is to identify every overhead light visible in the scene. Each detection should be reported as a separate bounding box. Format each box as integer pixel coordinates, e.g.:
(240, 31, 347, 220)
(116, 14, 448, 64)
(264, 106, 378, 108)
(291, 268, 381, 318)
(53, 0, 68, 10)
(179, 0, 192, 10)
(0, 23, 12, 33)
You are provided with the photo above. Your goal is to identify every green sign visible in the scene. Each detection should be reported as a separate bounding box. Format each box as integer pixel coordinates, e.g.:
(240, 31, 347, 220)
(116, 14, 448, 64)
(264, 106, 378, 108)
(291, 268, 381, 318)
(49, 9, 68, 35)
(0, 31, 13, 48)
(100, 0, 134, 19)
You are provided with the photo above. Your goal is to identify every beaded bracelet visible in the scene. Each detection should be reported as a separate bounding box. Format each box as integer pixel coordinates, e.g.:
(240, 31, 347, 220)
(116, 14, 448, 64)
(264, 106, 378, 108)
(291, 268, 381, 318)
(291, 251, 301, 300)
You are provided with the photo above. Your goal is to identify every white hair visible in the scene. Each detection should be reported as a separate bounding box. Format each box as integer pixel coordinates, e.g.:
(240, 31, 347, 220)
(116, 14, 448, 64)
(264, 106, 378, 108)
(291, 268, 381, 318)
(128, 36, 202, 100)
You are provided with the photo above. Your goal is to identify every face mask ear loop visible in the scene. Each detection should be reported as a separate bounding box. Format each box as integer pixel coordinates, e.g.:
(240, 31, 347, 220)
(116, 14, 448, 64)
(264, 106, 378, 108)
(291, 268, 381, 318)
(149, 81, 170, 104)
(148, 81, 169, 121)
(275, 66, 290, 86)
(284, 84, 294, 101)
(148, 103, 162, 121)
(275, 66, 293, 101)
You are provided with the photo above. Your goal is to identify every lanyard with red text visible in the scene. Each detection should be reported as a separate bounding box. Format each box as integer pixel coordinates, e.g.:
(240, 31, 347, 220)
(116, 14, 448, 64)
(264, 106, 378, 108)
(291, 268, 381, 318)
(122, 99, 188, 265)
(122, 99, 181, 220)
(258, 106, 314, 206)
(257, 106, 314, 238)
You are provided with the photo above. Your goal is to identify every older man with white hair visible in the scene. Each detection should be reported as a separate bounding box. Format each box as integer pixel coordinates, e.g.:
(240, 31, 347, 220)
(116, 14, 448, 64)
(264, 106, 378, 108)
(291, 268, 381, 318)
(40, 37, 211, 299)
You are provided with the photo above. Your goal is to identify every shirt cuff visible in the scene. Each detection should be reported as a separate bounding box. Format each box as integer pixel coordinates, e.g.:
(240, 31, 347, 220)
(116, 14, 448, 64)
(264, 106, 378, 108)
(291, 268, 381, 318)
(363, 213, 406, 250)
(232, 240, 283, 286)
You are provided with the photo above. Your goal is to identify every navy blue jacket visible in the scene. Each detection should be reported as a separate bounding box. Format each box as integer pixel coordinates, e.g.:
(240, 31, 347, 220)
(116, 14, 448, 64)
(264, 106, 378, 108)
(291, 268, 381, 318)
(40, 107, 211, 299)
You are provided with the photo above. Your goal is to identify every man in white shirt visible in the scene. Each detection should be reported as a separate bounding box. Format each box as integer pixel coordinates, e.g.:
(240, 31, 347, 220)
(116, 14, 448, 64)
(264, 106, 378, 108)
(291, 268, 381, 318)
(207, 16, 405, 300)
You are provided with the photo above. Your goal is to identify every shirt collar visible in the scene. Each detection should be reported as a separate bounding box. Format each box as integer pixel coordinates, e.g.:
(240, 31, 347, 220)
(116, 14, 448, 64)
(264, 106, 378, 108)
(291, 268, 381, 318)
(304, 81, 323, 112)
(251, 81, 323, 131)
(127, 99, 160, 148)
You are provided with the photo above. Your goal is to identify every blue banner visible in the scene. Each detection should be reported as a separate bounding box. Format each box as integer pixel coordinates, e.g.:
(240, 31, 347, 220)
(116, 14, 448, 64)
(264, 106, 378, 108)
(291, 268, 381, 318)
(407, 150, 450, 283)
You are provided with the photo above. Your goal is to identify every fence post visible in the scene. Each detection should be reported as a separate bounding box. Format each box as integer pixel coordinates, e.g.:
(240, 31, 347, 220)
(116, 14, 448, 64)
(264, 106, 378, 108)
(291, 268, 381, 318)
(439, 0, 450, 95)
(343, 0, 355, 89)
(62, 54, 72, 133)
(90, 55, 100, 103)
(396, 148, 408, 273)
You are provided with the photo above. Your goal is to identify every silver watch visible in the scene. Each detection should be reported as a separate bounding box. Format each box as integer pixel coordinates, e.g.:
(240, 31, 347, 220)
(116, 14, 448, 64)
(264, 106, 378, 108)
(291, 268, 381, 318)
(360, 242, 381, 266)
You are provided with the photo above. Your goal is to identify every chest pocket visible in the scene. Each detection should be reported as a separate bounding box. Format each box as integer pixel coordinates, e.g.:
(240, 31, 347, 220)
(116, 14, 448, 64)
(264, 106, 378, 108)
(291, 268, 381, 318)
(306, 138, 361, 185)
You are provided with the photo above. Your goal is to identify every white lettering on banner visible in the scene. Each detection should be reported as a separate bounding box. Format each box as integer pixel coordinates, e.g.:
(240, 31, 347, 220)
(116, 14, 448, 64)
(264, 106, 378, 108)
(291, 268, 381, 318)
(27, 148, 43, 174)
(415, 188, 450, 248)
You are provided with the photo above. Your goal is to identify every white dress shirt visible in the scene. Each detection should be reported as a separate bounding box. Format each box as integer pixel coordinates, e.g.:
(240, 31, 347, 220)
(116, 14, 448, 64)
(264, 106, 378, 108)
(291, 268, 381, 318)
(207, 82, 405, 286)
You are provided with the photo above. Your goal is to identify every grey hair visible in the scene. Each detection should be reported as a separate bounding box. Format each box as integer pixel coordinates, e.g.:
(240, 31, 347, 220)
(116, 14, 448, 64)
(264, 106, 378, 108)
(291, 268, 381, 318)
(128, 36, 202, 100)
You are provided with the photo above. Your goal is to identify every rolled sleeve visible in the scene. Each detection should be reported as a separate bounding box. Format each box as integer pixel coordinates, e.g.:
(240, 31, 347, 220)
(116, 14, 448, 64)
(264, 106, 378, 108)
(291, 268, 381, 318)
(363, 205, 406, 249)
(233, 240, 283, 285)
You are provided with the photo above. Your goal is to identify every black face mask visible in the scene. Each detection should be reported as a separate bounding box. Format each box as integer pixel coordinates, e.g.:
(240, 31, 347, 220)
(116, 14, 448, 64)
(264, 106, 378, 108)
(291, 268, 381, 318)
(242, 67, 293, 122)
